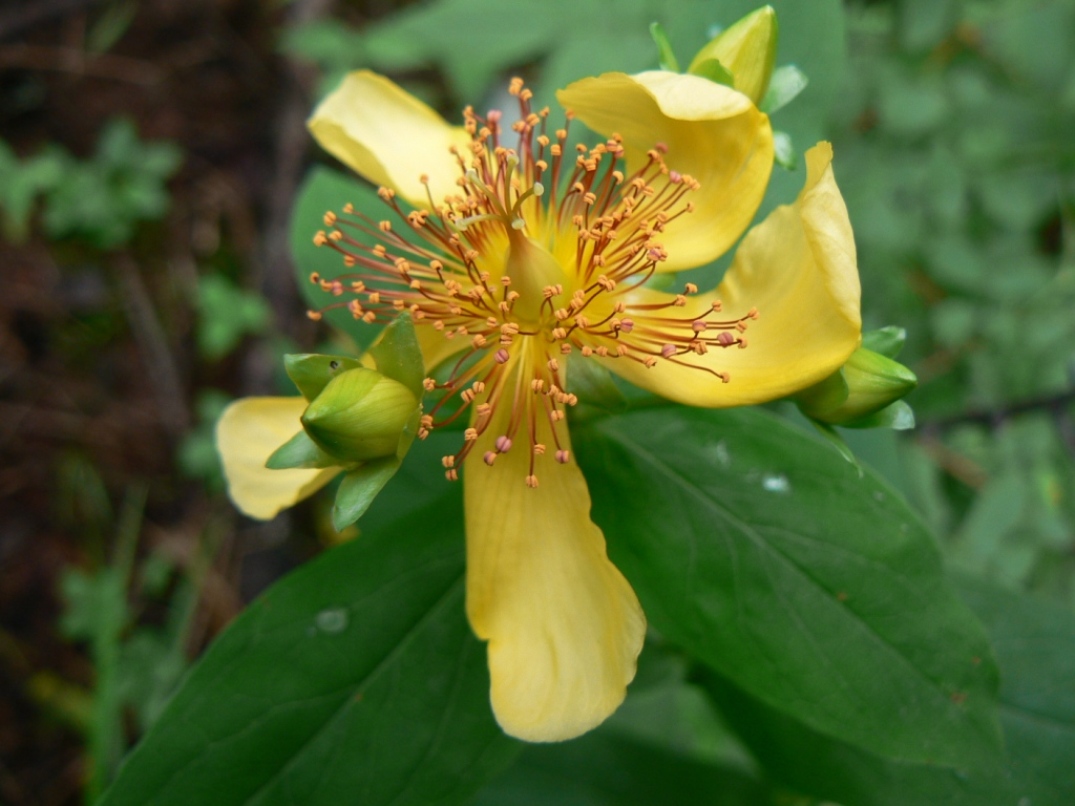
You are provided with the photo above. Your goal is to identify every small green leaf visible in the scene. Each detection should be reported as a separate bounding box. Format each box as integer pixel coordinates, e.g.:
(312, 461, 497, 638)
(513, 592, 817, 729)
(332, 457, 401, 531)
(760, 64, 809, 114)
(689, 58, 735, 87)
(648, 22, 680, 72)
(575, 407, 1002, 769)
(265, 429, 340, 470)
(862, 326, 908, 359)
(368, 313, 425, 400)
(772, 130, 796, 170)
(284, 353, 365, 401)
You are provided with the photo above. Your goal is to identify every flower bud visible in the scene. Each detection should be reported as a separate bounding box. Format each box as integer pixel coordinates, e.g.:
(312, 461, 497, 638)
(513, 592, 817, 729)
(797, 347, 917, 426)
(688, 6, 778, 105)
(301, 367, 419, 463)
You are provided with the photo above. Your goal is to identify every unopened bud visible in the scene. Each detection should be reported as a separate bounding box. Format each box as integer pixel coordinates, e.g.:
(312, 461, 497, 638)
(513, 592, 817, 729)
(687, 6, 778, 105)
(796, 347, 917, 426)
(301, 367, 419, 463)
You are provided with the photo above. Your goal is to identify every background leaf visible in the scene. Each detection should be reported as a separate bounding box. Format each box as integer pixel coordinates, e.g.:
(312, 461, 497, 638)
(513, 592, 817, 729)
(574, 406, 1002, 768)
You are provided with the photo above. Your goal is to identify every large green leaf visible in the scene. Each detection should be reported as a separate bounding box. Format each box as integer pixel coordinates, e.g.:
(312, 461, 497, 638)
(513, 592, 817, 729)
(100, 493, 519, 806)
(700, 577, 1075, 805)
(472, 732, 769, 806)
(573, 406, 1002, 768)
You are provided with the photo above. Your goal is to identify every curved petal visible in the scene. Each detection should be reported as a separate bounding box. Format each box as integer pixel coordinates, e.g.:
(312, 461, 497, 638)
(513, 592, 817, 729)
(606, 143, 861, 407)
(464, 392, 645, 742)
(216, 397, 338, 520)
(557, 71, 773, 272)
(308, 70, 471, 207)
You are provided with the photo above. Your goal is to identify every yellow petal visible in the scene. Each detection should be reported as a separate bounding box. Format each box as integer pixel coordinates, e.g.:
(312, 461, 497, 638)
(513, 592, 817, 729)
(216, 397, 338, 520)
(557, 71, 773, 271)
(464, 386, 645, 742)
(607, 143, 861, 406)
(308, 70, 472, 207)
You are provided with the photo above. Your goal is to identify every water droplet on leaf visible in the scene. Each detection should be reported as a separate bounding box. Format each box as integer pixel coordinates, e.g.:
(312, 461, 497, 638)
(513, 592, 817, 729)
(761, 473, 790, 493)
(315, 607, 349, 634)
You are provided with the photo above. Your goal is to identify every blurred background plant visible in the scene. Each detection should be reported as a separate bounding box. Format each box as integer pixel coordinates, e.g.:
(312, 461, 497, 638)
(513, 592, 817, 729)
(1, 0, 1073, 804)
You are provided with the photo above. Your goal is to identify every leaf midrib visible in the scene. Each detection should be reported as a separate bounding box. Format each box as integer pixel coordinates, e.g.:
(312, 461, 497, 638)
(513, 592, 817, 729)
(598, 420, 997, 756)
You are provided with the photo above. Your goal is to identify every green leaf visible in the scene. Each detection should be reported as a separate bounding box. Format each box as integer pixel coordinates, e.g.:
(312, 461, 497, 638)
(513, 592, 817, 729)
(284, 353, 365, 401)
(369, 313, 425, 400)
(265, 429, 340, 470)
(574, 407, 1002, 769)
(649, 22, 680, 72)
(332, 458, 402, 531)
(472, 732, 768, 806)
(760, 64, 808, 114)
(862, 326, 908, 359)
(699, 577, 1075, 805)
(290, 166, 385, 350)
(689, 58, 735, 87)
(101, 494, 519, 806)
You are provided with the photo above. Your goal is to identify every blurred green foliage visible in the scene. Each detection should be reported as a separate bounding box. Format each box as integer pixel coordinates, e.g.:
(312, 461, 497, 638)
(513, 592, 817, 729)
(194, 275, 271, 360)
(831, 0, 1075, 605)
(0, 118, 180, 249)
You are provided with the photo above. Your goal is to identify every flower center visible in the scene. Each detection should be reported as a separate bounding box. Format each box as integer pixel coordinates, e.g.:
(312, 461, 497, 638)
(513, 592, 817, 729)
(309, 78, 757, 485)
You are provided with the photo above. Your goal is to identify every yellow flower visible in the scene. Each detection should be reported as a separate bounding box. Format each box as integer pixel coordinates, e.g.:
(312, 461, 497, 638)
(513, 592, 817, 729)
(217, 68, 861, 742)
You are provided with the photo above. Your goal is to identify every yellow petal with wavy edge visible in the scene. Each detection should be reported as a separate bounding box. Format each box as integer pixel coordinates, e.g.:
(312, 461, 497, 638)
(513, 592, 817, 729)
(464, 380, 645, 742)
(558, 71, 773, 272)
(606, 143, 861, 407)
(216, 397, 338, 520)
(308, 70, 472, 207)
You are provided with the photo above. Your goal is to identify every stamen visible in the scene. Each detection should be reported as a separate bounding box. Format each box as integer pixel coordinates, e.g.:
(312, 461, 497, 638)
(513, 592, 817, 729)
(307, 76, 754, 488)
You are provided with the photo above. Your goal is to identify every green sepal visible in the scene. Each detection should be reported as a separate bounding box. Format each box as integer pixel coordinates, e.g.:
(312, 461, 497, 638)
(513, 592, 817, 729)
(368, 312, 425, 400)
(687, 5, 778, 104)
(690, 58, 735, 87)
(332, 457, 402, 532)
(285, 353, 364, 401)
(761, 64, 809, 114)
(794, 367, 848, 414)
(648, 22, 680, 72)
(265, 429, 342, 470)
(841, 400, 916, 431)
(861, 325, 907, 359)
(566, 358, 627, 414)
(773, 131, 797, 170)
